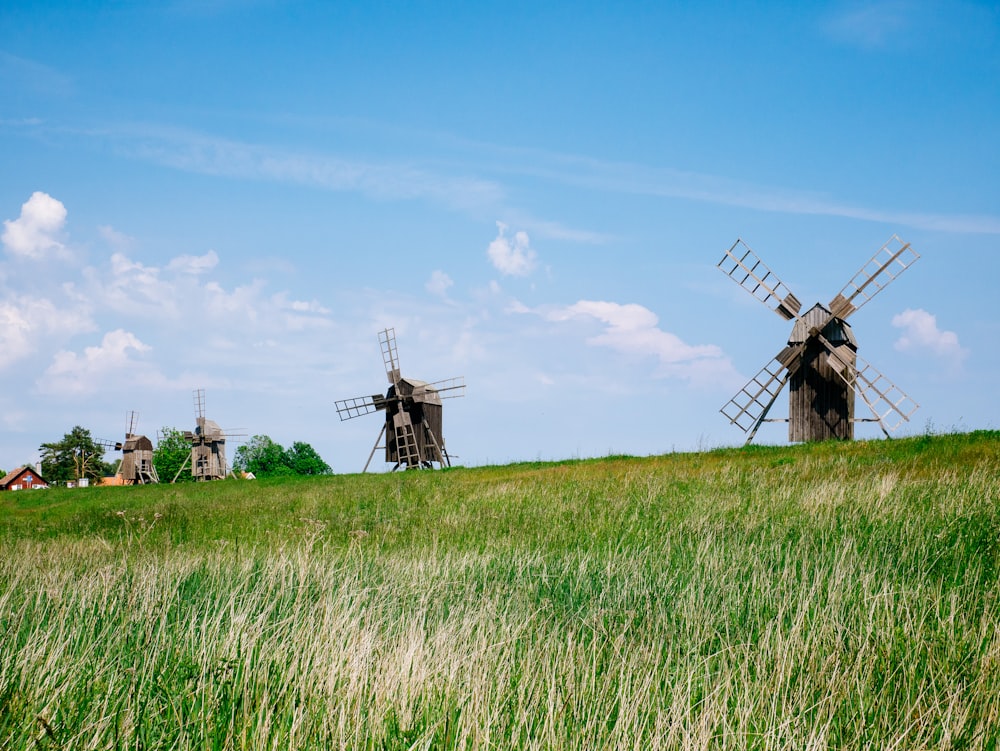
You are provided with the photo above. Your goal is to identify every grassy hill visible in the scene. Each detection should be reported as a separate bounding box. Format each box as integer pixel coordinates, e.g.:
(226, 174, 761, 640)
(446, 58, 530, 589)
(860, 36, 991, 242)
(2, 431, 999, 749)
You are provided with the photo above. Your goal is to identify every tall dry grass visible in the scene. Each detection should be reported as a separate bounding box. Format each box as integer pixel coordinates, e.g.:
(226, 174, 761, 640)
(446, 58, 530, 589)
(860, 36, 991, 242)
(1, 432, 999, 749)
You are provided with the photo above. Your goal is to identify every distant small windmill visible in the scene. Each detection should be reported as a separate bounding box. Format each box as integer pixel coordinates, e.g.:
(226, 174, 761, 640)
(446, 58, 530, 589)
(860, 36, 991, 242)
(335, 328, 465, 471)
(172, 389, 237, 481)
(718, 234, 920, 443)
(114, 411, 159, 484)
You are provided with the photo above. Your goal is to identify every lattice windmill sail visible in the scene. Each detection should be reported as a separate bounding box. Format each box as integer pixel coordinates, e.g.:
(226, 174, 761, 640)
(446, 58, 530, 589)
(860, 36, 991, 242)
(718, 235, 920, 443)
(172, 389, 240, 481)
(113, 411, 159, 484)
(335, 328, 465, 471)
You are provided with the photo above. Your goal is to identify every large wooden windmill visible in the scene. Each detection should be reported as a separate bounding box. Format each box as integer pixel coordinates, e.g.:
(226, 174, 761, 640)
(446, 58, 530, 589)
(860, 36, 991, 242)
(335, 328, 465, 471)
(172, 389, 232, 481)
(114, 411, 159, 484)
(718, 234, 920, 443)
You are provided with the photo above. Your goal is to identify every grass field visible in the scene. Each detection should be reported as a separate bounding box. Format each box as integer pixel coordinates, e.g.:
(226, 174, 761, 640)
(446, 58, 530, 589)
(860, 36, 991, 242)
(1, 431, 999, 749)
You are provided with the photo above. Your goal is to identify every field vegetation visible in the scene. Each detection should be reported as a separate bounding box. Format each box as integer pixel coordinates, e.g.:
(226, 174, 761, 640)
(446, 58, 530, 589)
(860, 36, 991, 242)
(1, 431, 999, 749)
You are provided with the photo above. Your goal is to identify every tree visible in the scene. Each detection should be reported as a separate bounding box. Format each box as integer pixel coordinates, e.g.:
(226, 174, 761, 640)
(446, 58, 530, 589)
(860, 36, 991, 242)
(233, 435, 332, 478)
(39, 426, 113, 485)
(287, 441, 332, 475)
(153, 427, 195, 483)
(233, 435, 292, 477)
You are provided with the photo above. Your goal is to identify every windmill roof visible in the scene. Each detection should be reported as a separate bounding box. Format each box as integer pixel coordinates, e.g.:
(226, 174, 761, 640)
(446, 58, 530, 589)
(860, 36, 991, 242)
(122, 434, 154, 451)
(399, 377, 443, 406)
(789, 304, 858, 347)
(196, 418, 225, 439)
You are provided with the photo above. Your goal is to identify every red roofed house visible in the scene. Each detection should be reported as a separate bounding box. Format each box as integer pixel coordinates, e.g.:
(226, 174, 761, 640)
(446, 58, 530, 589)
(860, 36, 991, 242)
(0, 466, 49, 491)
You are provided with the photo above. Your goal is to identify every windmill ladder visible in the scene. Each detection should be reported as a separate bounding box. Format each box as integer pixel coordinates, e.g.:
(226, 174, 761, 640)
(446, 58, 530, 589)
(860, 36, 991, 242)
(395, 421, 422, 469)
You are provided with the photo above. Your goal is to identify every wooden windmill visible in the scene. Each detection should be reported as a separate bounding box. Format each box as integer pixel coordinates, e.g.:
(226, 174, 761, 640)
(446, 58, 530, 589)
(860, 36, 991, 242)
(335, 328, 465, 471)
(718, 234, 920, 443)
(114, 411, 159, 484)
(172, 389, 232, 481)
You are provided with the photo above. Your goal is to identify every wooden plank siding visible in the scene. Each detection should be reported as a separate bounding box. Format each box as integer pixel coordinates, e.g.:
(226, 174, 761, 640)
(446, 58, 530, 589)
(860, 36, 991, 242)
(788, 304, 858, 442)
(789, 341, 856, 441)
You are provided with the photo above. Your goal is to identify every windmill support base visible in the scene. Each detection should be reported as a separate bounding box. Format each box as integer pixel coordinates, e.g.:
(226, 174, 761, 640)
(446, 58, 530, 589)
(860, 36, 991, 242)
(171, 454, 191, 484)
(422, 419, 450, 468)
(855, 417, 891, 438)
(363, 423, 387, 473)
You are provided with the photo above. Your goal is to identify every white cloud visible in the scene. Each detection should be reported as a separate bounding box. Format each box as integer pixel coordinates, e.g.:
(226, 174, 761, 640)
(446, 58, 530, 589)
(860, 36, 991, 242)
(531, 299, 739, 384)
(270, 292, 334, 332)
(167, 249, 219, 274)
(426, 270, 454, 298)
(2, 191, 68, 259)
(80, 248, 335, 340)
(892, 308, 967, 359)
(84, 252, 179, 318)
(283, 298, 330, 314)
(549, 301, 723, 361)
(487, 221, 538, 277)
(39, 329, 153, 395)
(204, 279, 265, 319)
(0, 294, 95, 370)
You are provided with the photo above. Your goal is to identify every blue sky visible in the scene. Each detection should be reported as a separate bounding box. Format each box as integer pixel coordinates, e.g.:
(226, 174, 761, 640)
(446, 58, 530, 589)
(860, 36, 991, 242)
(1, 1, 998, 472)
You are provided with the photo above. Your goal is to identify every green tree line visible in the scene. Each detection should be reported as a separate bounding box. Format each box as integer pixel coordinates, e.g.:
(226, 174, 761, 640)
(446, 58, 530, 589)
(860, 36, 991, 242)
(232, 435, 332, 477)
(36, 427, 331, 484)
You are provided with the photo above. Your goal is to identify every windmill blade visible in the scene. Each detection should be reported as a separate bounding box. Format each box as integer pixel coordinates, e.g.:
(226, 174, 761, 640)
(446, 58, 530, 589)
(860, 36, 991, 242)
(720, 346, 800, 433)
(718, 239, 802, 321)
(825, 350, 914, 428)
(425, 376, 466, 398)
(828, 235, 919, 319)
(379, 328, 402, 386)
(126, 410, 139, 436)
(833, 354, 919, 432)
(814, 331, 917, 434)
(193, 388, 206, 420)
(335, 394, 389, 420)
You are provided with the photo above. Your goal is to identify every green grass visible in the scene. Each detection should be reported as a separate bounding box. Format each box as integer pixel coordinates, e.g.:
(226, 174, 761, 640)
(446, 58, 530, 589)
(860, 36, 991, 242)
(1, 431, 999, 749)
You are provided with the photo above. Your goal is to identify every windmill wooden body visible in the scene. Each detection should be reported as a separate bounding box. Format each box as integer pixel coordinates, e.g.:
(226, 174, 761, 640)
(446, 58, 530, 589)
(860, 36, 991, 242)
(335, 328, 465, 471)
(115, 411, 159, 484)
(718, 234, 919, 443)
(172, 389, 233, 481)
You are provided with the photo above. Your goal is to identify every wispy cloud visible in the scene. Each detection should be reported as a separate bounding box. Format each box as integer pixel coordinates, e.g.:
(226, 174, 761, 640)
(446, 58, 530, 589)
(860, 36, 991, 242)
(497, 150, 1000, 235)
(107, 123, 506, 212)
(425, 270, 454, 298)
(822, 1, 916, 48)
(0, 51, 74, 97)
(97, 225, 136, 252)
(13, 117, 1000, 237)
(167, 249, 219, 275)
